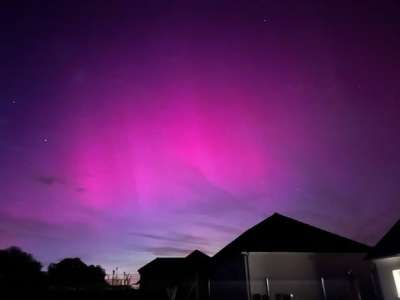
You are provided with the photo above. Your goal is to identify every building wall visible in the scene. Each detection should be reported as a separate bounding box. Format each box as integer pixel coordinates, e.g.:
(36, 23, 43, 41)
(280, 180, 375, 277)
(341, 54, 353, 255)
(373, 256, 400, 300)
(140, 269, 208, 300)
(247, 252, 375, 300)
(139, 273, 172, 298)
(210, 253, 248, 300)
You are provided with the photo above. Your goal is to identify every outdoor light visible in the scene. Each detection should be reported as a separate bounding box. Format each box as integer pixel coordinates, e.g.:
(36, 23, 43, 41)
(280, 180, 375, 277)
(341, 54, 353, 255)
(393, 269, 400, 298)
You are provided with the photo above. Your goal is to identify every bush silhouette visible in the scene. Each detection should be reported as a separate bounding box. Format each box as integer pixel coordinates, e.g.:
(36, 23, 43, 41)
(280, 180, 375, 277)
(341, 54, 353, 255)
(0, 246, 44, 289)
(48, 257, 107, 288)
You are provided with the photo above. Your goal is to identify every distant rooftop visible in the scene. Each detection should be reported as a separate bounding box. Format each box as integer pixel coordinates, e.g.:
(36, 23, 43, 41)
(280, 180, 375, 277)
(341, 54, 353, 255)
(138, 250, 209, 274)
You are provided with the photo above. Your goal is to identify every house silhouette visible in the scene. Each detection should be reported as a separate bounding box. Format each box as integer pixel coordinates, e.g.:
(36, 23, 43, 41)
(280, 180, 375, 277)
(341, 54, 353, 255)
(214, 213, 369, 257)
(139, 213, 378, 300)
(210, 213, 374, 300)
(139, 250, 210, 300)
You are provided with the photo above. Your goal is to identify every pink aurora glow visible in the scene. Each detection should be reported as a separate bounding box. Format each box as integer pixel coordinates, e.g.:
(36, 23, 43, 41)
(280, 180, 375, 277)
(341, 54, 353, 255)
(1, 0, 400, 273)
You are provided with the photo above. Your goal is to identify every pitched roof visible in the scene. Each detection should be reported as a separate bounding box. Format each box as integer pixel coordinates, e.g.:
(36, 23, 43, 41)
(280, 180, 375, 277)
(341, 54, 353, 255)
(138, 250, 209, 274)
(187, 250, 210, 261)
(214, 213, 370, 259)
(368, 218, 400, 259)
(138, 257, 184, 274)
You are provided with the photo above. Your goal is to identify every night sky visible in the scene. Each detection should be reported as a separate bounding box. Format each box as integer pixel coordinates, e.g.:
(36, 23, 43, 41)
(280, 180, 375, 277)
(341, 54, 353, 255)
(1, 0, 400, 273)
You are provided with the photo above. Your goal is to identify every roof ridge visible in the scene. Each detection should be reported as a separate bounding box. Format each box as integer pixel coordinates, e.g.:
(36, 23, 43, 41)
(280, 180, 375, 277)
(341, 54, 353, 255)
(213, 212, 370, 259)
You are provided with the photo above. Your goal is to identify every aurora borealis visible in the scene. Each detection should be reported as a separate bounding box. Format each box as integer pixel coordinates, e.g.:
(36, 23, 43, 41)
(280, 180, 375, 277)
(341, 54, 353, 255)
(1, 1, 400, 272)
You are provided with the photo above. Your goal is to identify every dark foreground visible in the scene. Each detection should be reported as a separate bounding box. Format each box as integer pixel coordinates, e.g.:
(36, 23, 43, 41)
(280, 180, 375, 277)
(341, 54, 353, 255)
(1, 287, 182, 300)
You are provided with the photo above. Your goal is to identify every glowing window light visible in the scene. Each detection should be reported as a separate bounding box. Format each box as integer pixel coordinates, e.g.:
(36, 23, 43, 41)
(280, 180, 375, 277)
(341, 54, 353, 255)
(393, 269, 400, 298)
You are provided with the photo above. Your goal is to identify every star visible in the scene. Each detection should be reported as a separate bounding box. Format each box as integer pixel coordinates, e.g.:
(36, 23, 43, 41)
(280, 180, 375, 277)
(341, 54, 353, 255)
(43, 138, 48, 143)
(11, 99, 16, 104)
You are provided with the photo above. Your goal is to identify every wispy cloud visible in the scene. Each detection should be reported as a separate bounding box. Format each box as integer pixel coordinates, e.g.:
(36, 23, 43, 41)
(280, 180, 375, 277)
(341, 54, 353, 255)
(141, 246, 198, 256)
(130, 232, 208, 246)
(195, 221, 241, 235)
(171, 163, 256, 216)
(0, 212, 92, 243)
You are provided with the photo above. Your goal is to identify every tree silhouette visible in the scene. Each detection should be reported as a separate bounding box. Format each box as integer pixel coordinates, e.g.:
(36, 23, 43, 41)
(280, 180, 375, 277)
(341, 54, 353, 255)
(48, 257, 107, 288)
(0, 246, 44, 289)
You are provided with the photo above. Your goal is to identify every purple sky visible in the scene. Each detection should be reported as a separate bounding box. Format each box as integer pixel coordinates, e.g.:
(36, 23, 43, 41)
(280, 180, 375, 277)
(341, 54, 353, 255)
(1, 0, 400, 273)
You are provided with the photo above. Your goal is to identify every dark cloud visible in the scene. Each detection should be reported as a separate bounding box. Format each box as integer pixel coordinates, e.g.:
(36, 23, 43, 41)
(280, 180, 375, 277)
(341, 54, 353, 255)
(34, 175, 87, 194)
(34, 175, 65, 186)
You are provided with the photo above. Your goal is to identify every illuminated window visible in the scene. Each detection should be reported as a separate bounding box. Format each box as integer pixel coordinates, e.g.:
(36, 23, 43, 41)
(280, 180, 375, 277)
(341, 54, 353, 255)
(393, 269, 400, 298)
